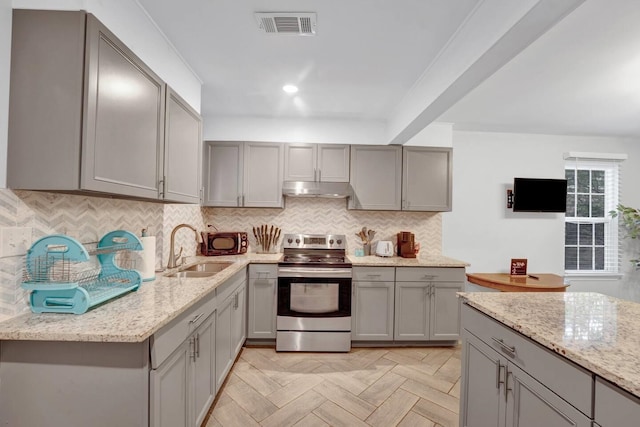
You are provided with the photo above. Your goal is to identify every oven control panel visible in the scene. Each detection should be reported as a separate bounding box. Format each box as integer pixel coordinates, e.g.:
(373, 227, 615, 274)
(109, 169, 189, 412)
(282, 233, 346, 250)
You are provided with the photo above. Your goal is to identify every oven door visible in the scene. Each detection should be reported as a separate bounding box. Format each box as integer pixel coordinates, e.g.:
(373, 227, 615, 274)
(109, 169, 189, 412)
(277, 267, 351, 319)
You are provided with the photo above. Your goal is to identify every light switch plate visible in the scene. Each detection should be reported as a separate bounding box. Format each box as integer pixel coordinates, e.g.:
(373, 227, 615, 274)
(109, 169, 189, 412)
(0, 227, 32, 258)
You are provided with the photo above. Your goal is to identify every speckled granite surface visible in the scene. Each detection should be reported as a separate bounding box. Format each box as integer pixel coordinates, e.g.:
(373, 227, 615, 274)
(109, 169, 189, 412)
(459, 292, 640, 398)
(0, 254, 281, 343)
(0, 252, 466, 343)
(347, 254, 468, 267)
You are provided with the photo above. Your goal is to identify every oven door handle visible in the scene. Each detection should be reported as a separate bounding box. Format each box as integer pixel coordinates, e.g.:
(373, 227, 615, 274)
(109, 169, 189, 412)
(278, 267, 352, 279)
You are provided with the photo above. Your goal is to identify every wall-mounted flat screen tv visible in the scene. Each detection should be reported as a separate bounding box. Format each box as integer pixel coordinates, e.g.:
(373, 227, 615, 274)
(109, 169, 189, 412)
(513, 178, 567, 212)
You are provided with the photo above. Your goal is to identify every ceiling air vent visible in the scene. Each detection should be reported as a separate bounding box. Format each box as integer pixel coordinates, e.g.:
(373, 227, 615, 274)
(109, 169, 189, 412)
(255, 13, 317, 36)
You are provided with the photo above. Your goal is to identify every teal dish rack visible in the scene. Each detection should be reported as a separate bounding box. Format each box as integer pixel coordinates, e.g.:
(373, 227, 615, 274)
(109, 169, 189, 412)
(21, 230, 143, 314)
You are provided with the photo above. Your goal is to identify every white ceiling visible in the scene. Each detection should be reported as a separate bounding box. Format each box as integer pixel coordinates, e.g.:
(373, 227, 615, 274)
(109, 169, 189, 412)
(136, 0, 637, 141)
(439, 0, 640, 138)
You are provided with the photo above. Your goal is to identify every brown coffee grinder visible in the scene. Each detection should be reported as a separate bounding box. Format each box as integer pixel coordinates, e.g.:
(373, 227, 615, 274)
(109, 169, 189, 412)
(397, 231, 416, 258)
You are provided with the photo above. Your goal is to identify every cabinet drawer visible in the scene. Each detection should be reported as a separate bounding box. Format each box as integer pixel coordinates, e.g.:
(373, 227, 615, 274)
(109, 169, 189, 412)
(216, 268, 247, 303)
(462, 304, 593, 416)
(151, 291, 217, 368)
(595, 377, 640, 425)
(249, 264, 277, 279)
(396, 267, 464, 282)
(353, 267, 395, 282)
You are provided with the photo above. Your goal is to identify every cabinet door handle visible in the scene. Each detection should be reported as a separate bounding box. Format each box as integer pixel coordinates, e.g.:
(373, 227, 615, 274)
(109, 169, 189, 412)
(505, 370, 512, 400)
(199, 187, 204, 204)
(318, 169, 322, 181)
(492, 337, 516, 357)
(496, 362, 504, 390)
(158, 176, 165, 198)
(314, 168, 317, 181)
(242, 195, 245, 206)
(189, 337, 196, 362)
(189, 313, 204, 325)
(195, 333, 200, 358)
(237, 195, 241, 206)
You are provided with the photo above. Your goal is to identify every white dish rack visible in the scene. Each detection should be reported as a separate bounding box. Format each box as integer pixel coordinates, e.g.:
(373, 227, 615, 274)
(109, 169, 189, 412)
(21, 230, 143, 314)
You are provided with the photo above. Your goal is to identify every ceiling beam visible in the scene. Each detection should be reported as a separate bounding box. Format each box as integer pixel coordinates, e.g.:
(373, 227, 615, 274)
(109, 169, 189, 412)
(387, 0, 585, 145)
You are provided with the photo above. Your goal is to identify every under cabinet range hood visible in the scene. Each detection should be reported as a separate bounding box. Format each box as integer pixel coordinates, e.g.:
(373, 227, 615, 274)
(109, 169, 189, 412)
(282, 181, 352, 198)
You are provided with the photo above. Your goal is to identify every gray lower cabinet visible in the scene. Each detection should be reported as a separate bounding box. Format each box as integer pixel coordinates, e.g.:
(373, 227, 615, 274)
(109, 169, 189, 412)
(247, 264, 278, 340)
(8, 10, 199, 202)
(193, 314, 216, 426)
(394, 267, 463, 341)
(204, 141, 284, 208)
(594, 377, 640, 426)
(150, 341, 190, 427)
(0, 341, 150, 427)
(150, 313, 215, 427)
(215, 270, 247, 390)
(402, 147, 452, 211)
(349, 145, 402, 210)
(231, 281, 246, 356)
(460, 304, 594, 427)
(351, 267, 395, 341)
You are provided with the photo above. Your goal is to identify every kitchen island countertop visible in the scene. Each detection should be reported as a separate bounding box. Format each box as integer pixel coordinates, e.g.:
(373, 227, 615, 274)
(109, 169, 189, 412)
(459, 291, 640, 398)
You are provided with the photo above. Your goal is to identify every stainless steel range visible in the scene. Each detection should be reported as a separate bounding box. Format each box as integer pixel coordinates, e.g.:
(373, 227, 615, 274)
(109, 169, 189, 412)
(277, 233, 352, 352)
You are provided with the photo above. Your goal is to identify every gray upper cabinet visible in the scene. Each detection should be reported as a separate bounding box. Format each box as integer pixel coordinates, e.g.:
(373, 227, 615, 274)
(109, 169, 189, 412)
(204, 141, 283, 208)
(244, 142, 284, 207)
(81, 14, 165, 198)
(203, 142, 243, 207)
(8, 10, 200, 202)
(349, 145, 402, 210)
(163, 88, 202, 203)
(402, 147, 452, 211)
(284, 143, 350, 182)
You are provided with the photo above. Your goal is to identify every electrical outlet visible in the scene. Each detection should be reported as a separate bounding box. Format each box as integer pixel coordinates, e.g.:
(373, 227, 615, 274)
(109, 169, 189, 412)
(0, 227, 32, 258)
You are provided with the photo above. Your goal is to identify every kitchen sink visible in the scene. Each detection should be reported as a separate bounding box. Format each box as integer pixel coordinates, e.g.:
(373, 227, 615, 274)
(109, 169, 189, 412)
(180, 262, 233, 273)
(166, 261, 234, 278)
(166, 271, 217, 279)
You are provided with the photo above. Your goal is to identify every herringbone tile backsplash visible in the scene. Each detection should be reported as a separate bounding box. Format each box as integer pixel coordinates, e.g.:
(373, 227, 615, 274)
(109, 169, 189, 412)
(0, 190, 169, 319)
(0, 191, 441, 320)
(203, 198, 441, 256)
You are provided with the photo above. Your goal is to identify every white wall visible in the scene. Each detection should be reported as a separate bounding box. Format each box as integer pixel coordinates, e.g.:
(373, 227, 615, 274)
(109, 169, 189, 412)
(443, 130, 640, 301)
(204, 116, 388, 145)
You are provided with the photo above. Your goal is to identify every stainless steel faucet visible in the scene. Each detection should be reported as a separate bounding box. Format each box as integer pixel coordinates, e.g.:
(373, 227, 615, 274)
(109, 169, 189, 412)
(167, 224, 201, 269)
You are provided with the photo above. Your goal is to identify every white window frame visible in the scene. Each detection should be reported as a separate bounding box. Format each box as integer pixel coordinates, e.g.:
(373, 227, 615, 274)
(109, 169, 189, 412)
(564, 152, 625, 278)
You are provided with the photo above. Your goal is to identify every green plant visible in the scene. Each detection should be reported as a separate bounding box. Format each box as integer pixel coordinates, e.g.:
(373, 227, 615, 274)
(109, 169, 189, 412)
(610, 204, 640, 239)
(610, 204, 640, 267)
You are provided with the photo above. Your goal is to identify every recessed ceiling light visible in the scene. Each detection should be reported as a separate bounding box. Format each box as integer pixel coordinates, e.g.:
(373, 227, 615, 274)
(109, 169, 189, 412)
(283, 84, 298, 94)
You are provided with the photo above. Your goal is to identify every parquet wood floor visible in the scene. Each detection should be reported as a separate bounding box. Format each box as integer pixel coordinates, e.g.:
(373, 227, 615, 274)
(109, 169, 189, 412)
(205, 345, 461, 427)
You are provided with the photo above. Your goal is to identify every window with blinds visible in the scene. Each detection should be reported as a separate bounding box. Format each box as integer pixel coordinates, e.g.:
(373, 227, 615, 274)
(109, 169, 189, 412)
(564, 153, 625, 275)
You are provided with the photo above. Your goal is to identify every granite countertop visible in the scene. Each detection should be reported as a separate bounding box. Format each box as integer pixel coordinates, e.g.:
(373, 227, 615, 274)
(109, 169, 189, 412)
(347, 253, 468, 267)
(0, 253, 281, 343)
(0, 252, 466, 343)
(458, 292, 640, 398)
